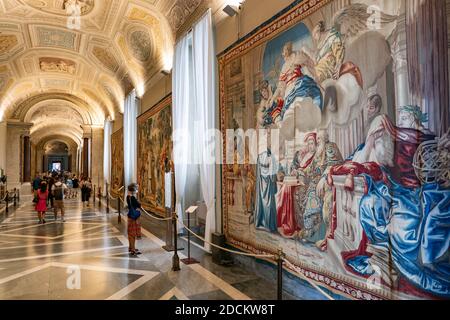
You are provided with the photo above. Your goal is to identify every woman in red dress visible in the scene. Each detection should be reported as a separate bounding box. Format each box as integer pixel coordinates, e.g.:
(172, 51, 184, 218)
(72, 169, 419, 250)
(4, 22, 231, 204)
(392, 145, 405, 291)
(35, 181, 49, 224)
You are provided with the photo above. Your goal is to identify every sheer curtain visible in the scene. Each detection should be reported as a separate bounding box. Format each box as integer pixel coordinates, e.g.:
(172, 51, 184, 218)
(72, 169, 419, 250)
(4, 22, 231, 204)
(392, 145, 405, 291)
(192, 9, 216, 252)
(172, 34, 192, 232)
(123, 89, 138, 199)
(103, 117, 112, 196)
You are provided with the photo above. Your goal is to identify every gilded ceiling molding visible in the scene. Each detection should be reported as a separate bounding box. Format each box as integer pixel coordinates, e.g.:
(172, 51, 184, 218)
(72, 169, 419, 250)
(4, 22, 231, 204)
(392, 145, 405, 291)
(10, 92, 99, 124)
(168, 0, 202, 33)
(175, 0, 209, 41)
(22, 0, 95, 17)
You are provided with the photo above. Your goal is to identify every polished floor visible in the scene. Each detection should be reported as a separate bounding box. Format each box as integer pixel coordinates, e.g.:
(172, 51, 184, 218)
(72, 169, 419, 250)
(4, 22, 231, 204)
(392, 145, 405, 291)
(0, 194, 330, 300)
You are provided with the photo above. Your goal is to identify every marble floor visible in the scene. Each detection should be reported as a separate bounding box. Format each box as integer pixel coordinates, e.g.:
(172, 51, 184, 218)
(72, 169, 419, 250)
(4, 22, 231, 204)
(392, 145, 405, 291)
(0, 196, 331, 300)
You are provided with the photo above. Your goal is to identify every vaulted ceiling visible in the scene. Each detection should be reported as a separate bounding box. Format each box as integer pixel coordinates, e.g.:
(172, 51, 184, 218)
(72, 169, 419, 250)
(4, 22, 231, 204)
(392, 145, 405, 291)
(0, 0, 224, 149)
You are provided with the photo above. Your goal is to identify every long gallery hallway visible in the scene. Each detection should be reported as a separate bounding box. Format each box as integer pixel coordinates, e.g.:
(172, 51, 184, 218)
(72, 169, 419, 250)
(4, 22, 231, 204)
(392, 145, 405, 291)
(0, 0, 448, 304)
(0, 194, 330, 300)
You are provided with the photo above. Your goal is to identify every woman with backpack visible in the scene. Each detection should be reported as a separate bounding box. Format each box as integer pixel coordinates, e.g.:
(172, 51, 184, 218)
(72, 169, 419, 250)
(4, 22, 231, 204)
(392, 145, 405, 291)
(35, 181, 49, 224)
(126, 183, 142, 256)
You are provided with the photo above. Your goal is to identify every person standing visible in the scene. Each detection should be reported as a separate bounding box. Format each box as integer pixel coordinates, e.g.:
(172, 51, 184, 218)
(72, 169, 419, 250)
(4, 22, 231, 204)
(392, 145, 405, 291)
(72, 174, 79, 198)
(32, 174, 42, 198)
(126, 183, 142, 256)
(47, 174, 55, 209)
(35, 181, 49, 224)
(52, 177, 67, 222)
(81, 177, 92, 207)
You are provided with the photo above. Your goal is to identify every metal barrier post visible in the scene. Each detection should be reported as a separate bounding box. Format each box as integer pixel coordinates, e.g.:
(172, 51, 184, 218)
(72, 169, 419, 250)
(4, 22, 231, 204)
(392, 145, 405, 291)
(93, 185, 96, 206)
(162, 207, 175, 251)
(277, 249, 285, 301)
(181, 207, 199, 265)
(17, 190, 20, 203)
(117, 197, 121, 223)
(106, 184, 110, 214)
(13, 188, 17, 207)
(98, 187, 101, 207)
(172, 211, 180, 271)
(5, 191, 9, 213)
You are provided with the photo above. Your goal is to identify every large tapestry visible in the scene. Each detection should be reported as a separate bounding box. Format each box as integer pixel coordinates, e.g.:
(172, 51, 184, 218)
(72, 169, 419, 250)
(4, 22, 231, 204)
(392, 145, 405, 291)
(219, 0, 450, 300)
(137, 95, 173, 216)
(110, 128, 124, 197)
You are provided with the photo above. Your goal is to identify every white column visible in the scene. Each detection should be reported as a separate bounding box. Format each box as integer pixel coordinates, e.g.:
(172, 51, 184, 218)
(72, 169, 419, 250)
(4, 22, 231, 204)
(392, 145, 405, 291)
(390, 9, 412, 114)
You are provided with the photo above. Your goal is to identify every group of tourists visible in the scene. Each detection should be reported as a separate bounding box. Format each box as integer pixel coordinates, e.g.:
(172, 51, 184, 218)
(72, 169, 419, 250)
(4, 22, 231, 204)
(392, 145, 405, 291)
(31, 173, 143, 256)
(32, 172, 94, 224)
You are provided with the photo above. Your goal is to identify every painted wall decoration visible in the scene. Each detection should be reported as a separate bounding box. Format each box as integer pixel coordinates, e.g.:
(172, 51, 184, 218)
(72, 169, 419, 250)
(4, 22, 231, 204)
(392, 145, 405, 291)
(92, 46, 120, 73)
(111, 128, 124, 197)
(219, 0, 449, 300)
(36, 27, 77, 50)
(128, 30, 152, 62)
(0, 34, 18, 54)
(39, 57, 76, 74)
(24, 0, 95, 16)
(137, 95, 173, 216)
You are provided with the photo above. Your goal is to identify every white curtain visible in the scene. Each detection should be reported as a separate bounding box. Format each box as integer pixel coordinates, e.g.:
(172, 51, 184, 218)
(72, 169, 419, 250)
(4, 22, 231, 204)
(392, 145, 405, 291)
(192, 9, 216, 252)
(103, 117, 112, 196)
(123, 89, 138, 199)
(172, 34, 192, 232)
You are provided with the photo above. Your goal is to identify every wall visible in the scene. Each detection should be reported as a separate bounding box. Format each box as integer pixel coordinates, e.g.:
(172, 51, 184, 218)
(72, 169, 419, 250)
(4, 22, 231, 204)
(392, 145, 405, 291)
(140, 74, 172, 114)
(215, 0, 295, 54)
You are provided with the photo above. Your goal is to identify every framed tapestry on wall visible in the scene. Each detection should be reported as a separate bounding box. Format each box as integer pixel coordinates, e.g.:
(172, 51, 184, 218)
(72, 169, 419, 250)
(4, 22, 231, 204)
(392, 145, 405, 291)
(110, 128, 124, 197)
(218, 0, 450, 300)
(137, 94, 173, 216)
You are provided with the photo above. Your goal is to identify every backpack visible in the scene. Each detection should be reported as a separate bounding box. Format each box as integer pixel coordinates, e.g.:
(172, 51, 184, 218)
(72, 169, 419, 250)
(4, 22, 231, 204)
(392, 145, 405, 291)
(53, 184, 64, 200)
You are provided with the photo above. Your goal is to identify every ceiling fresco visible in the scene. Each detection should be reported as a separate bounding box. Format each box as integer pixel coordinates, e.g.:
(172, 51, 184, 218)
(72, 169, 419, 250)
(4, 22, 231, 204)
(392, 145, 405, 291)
(0, 0, 236, 146)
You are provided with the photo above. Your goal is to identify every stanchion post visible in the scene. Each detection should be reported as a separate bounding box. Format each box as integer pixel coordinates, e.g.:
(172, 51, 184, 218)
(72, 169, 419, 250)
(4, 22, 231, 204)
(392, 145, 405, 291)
(117, 197, 122, 224)
(13, 188, 17, 207)
(5, 191, 9, 213)
(181, 207, 199, 265)
(93, 185, 96, 206)
(277, 249, 285, 301)
(17, 190, 20, 203)
(172, 211, 181, 271)
(98, 187, 101, 207)
(106, 184, 110, 214)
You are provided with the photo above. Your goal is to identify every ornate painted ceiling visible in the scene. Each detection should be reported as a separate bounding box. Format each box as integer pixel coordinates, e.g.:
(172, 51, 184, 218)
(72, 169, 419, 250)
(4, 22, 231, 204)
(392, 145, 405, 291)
(0, 0, 236, 148)
(0, 0, 230, 148)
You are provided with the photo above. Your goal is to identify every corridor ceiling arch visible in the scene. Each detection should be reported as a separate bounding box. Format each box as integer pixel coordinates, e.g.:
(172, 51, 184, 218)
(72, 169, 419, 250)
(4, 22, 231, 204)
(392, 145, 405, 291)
(0, 0, 201, 122)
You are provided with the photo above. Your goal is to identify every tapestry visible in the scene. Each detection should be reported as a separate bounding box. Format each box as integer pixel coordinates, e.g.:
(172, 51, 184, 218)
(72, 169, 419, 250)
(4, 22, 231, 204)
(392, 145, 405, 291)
(137, 95, 173, 216)
(110, 128, 124, 197)
(218, 0, 450, 300)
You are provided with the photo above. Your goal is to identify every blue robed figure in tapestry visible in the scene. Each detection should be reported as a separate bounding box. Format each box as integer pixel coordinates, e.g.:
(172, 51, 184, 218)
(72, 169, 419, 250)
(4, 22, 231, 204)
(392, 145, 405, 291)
(330, 109, 450, 298)
(254, 148, 278, 233)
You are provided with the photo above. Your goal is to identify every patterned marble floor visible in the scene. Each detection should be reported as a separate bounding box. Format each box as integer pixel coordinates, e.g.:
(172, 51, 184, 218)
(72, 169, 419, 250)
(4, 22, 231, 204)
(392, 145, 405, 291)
(0, 195, 309, 300)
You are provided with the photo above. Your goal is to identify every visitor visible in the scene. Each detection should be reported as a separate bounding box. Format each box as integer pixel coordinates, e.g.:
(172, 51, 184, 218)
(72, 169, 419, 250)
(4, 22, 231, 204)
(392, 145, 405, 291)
(32, 174, 41, 198)
(35, 181, 48, 224)
(52, 177, 67, 222)
(66, 176, 73, 199)
(72, 174, 79, 198)
(47, 174, 55, 208)
(81, 177, 92, 207)
(126, 183, 142, 256)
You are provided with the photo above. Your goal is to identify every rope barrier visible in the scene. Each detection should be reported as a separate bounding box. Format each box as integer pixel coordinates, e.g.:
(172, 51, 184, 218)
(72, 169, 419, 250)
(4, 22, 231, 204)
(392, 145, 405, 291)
(283, 258, 334, 300)
(141, 207, 172, 222)
(107, 192, 118, 201)
(0, 192, 8, 202)
(175, 215, 276, 259)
